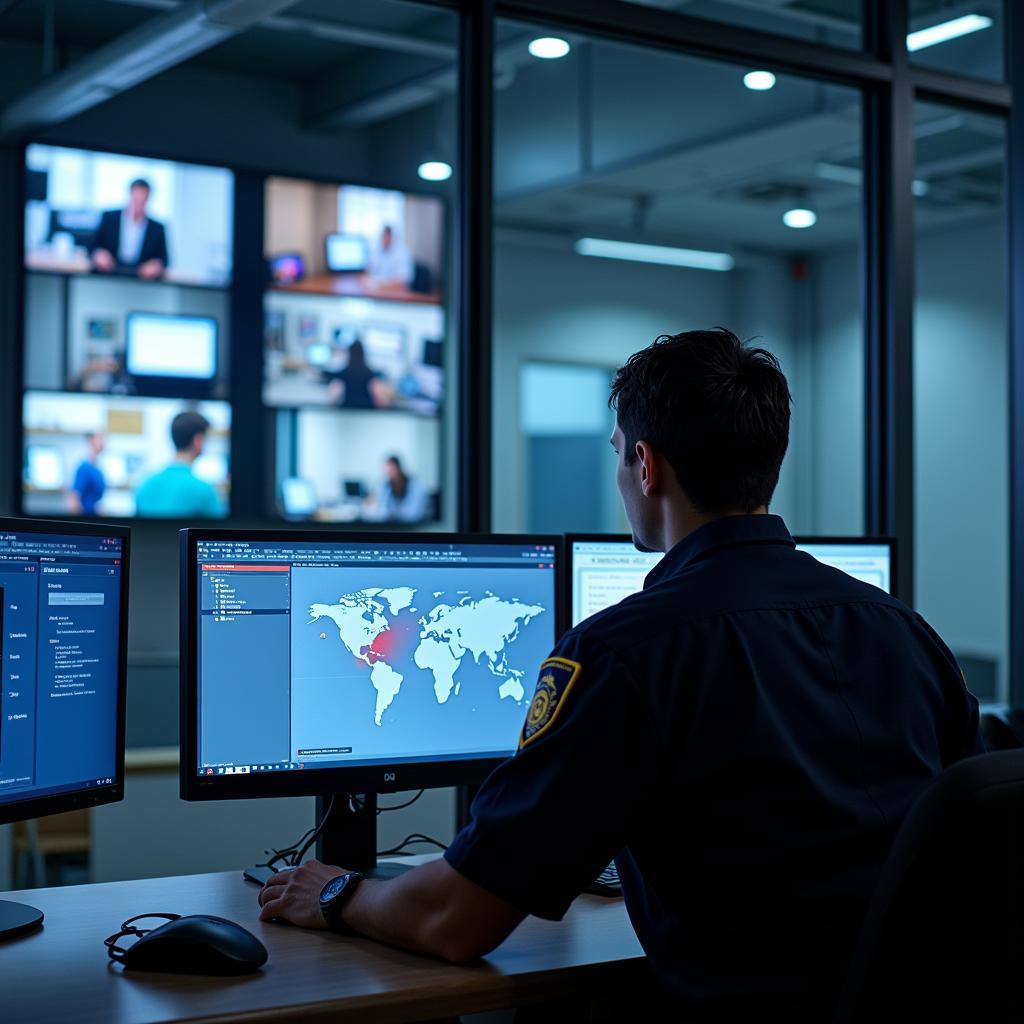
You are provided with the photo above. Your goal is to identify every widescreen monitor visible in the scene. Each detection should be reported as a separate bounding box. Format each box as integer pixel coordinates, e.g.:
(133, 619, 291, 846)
(180, 532, 561, 801)
(325, 233, 369, 273)
(280, 477, 318, 518)
(567, 533, 896, 627)
(0, 518, 129, 824)
(125, 312, 218, 381)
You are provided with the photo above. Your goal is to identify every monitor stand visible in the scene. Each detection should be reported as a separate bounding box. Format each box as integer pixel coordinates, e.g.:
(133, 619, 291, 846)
(243, 793, 415, 887)
(0, 900, 43, 940)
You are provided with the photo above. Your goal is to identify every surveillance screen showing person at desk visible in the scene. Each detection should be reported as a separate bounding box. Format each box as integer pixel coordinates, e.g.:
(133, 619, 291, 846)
(264, 176, 444, 304)
(273, 409, 440, 524)
(570, 537, 894, 626)
(0, 527, 125, 807)
(263, 298, 444, 413)
(22, 392, 231, 519)
(191, 537, 557, 776)
(23, 144, 233, 287)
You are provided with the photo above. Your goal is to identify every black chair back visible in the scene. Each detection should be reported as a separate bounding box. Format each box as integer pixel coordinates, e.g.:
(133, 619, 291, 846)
(834, 751, 1024, 1022)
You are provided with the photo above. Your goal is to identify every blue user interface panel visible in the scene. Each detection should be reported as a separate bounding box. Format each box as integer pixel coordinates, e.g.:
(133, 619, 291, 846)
(0, 529, 124, 806)
(570, 537, 894, 626)
(195, 537, 558, 777)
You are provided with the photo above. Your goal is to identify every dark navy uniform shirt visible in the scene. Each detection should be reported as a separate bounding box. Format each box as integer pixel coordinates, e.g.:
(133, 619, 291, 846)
(445, 515, 983, 1021)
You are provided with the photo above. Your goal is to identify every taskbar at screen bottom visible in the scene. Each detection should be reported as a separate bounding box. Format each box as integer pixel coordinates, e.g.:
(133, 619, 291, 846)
(0, 774, 117, 806)
(198, 749, 516, 777)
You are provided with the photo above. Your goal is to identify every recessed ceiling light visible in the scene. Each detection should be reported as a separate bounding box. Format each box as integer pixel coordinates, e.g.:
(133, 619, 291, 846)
(743, 70, 776, 91)
(528, 37, 571, 59)
(574, 238, 734, 272)
(783, 208, 817, 229)
(417, 160, 452, 182)
(907, 14, 993, 52)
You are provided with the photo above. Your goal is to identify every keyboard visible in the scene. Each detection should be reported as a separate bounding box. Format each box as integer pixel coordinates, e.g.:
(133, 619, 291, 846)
(584, 861, 622, 897)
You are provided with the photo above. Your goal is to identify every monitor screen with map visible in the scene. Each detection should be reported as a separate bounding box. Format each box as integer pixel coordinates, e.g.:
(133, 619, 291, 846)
(180, 531, 561, 800)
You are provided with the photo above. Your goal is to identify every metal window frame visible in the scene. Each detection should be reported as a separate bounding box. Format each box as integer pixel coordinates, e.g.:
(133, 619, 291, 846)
(465, 0, 1014, 704)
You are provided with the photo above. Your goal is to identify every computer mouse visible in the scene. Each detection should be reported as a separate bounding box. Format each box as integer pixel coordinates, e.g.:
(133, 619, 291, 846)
(117, 915, 268, 975)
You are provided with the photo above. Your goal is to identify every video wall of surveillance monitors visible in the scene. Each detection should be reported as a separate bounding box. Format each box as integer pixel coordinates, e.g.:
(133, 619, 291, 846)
(22, 144, 235, 519)
(19, 151, 451, 525)
(263, 177, 447, 525)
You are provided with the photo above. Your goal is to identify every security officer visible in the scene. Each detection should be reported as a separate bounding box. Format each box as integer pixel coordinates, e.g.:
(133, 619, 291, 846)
(259, 328, 982, 1022)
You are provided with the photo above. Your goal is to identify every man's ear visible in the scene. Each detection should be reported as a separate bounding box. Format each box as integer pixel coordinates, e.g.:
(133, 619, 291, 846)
(635, 441, 659, 497)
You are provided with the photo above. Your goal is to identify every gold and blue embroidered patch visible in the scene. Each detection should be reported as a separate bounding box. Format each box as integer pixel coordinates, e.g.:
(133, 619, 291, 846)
(519, 657, 582, 749)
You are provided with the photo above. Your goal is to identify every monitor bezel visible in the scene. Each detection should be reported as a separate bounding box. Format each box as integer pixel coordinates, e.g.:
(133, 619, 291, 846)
(0, 516, 130, 826)
(565, 531, 899, 631)
(180, 529, 563, 802)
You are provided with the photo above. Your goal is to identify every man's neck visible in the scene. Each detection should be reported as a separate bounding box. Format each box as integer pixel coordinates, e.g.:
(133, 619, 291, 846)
(663, 506, 768, 553)
(174, 452, 195, 466)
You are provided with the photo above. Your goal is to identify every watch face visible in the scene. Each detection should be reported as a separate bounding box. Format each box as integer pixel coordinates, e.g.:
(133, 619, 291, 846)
(320, 874, 349, 906)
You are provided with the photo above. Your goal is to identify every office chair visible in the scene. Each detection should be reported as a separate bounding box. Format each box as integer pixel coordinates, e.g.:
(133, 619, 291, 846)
(981, 709, 1024, 750)
(833, 750, 1024, 1023)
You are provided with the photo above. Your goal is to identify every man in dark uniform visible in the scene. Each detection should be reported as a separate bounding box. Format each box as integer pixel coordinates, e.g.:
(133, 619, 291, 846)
(259, 329, 982, 1021)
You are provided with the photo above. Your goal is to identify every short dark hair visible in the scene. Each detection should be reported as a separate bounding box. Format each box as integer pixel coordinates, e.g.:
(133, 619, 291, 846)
(171, 410, 210, 451)
(129, 178, 151, 193)
(609, 328, 791, 514)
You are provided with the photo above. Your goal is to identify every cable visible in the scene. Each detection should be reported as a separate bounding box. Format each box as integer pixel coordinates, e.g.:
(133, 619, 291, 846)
(377, 789, 424, 813)
(256, 795, 337, 871)
(377, 832, 448, 858)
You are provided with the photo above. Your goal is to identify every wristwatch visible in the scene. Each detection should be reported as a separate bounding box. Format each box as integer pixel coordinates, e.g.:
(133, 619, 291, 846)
(319, 871, 366, 932)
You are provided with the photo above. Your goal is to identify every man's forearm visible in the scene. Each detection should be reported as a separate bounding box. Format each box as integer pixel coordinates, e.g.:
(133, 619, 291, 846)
(342, 864, 471, 961)
(340, 859, 523, 963)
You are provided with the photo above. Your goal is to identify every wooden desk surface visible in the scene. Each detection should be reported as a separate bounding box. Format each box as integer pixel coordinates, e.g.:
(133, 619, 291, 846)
(271, 275, 442, 305)
(0, 870, 643, 1024)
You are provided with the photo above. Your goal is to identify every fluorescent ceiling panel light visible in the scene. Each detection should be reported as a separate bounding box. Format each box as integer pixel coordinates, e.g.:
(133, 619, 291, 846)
(528, 37, 571, 59)
(907, 14, 993, 52)
(418, 160, 452, 181)
(783, 208, 817, 229)
(574, 238, 734, 272)
(743, 70, 776, 91)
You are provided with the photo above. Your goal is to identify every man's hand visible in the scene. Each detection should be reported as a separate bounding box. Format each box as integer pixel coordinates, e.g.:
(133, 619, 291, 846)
(258, 859, 349, 929)
(91, 248, 115, 272)
(138, 258, 164, 279)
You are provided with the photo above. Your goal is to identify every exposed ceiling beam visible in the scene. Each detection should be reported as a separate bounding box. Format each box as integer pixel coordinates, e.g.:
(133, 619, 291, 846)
(0, 0, 300, 139)
(99, 0, 457, 59)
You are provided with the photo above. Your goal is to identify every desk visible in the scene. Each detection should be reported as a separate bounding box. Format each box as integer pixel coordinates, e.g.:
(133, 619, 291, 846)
(0, 869, 644, 1023)
(272, 276, 442, 305)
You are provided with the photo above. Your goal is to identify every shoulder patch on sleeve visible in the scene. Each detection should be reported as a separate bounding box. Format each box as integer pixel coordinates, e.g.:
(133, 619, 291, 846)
(519, 657, 582, 750)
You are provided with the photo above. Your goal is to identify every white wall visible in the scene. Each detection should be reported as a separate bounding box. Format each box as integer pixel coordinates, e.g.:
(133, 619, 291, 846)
(492, 237, 800, 533)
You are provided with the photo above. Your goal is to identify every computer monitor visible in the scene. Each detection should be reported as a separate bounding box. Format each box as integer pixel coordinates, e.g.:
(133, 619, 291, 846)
(125, 312, 218, 391)
(268, 252, 305, 284)
(566, 533, 897, 628)
(0, 518, 130, 936)
(342, 479, 368, 501)
(324, 233, 369, 273)
(180, 530, 561, 875)
(280, 477, 318, 519)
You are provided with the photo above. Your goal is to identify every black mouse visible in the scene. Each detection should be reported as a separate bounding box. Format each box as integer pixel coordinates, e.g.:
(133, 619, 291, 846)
(116, 915, 268, 975)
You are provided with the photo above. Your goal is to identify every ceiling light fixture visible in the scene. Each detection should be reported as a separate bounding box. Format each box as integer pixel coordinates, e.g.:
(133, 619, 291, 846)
(907, 14, 993, 52)
(743, 70, 776, 91)
(783, 208, 817, 229)
(528, 37, 571, 59)
(417, 160, 452, 182)
(574, 238, 734, 272)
